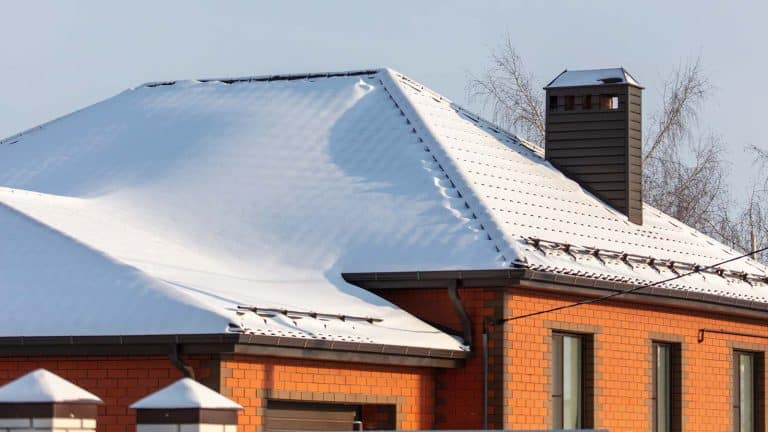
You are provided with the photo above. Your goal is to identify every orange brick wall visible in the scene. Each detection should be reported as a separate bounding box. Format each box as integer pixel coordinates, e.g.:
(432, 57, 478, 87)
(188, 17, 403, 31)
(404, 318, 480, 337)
(0, 356, 216, 432)
(219, 355, 435, 431)
(505, 286, 768, 432)
(376, 288, 504, 429)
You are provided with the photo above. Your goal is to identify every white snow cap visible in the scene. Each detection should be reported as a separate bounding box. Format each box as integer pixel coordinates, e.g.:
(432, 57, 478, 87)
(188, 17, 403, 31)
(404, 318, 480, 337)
(545, 68, 641, 88)
(0, 369, 102, 404)
(130, 378, 242, 410)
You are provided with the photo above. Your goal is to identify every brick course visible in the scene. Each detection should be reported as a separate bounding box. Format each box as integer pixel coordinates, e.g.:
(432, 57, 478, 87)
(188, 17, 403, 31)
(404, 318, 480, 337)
(504, 286, 768, 431)
(219, 355, 434, 431)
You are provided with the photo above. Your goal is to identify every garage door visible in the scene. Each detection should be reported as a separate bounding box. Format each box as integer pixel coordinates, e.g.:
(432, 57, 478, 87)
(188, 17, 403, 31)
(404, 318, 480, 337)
(264, 400, 361, 431)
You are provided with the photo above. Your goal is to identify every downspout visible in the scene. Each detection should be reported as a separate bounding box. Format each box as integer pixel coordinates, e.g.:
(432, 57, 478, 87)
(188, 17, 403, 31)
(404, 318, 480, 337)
(169, 343, 196, 380)
(447, 280, 489, 429)
(447, 280, 473, 346)
(482, 320, 490, 430)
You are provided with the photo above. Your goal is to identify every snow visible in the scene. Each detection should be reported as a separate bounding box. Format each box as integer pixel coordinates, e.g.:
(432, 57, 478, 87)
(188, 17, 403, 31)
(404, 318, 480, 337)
(387, 70, 768, 301)
(0, 369, 102, 404)
(130, 378, 241, 410)
(1, 68, 766, 350)
(0, 70, 500, 351)
(545, 68, 641, 88)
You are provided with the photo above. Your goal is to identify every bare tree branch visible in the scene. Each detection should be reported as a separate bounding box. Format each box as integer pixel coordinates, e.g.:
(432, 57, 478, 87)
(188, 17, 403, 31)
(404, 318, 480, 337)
(467, 38, 546, 146)
(644, 57, 710, 162)
(469, 44, 766, 262)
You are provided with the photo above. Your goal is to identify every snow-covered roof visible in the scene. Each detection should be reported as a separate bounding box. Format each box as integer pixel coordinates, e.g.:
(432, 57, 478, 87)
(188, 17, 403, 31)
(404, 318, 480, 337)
(0, 369, 102, 404)
(1, 68, 766, 352)
(545, 68, 641, 88)
(130, 378, 241, 410)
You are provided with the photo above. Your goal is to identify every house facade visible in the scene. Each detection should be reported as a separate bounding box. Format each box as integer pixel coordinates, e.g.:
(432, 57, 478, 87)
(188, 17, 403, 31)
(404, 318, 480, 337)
(1, 68, 767, 432)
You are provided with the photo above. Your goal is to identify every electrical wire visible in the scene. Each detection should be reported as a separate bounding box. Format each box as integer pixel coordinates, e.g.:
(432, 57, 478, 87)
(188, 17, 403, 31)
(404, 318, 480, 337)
(493, 244, 768, 325)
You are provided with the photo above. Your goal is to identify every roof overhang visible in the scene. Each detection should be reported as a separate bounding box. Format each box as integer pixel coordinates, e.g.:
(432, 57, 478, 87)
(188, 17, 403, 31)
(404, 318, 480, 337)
(343, 268, 768, 321)
(0, 333, 465, 369)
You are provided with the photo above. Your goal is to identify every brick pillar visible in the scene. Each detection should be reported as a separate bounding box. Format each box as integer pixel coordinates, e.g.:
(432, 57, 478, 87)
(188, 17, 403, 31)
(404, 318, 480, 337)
(0, 369, 103, 432)
(130, 378, 242, 432)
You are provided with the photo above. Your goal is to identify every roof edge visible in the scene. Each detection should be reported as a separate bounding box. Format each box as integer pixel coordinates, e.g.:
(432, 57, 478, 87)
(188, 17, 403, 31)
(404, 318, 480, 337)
(0, 332, 467, 368)
(343, 268, 768, 320)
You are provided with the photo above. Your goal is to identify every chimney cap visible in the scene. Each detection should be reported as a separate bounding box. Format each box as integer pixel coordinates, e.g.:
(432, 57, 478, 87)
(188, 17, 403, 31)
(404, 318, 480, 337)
(0, 369, 103, 404)
(545, 68, 643, 89)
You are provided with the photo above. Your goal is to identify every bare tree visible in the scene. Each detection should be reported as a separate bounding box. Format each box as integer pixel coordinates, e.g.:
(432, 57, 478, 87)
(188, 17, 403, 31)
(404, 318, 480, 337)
(641, 58, 727, 232)
(467, 40, 546, 146)
(643, 58, 710, 162)
(469, 39, 766, 262)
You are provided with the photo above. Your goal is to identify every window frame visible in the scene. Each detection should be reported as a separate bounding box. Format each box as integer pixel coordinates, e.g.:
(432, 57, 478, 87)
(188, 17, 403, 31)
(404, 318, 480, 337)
(652, 341, 680, 432)
(552, 332, 585, 429)
(734, 350, 759, 432)
(581, 94, 592, 110)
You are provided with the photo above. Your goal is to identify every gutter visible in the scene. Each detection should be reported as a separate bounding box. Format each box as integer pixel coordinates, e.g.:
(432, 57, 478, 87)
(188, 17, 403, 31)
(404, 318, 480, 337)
(342, 268, 768, 321)
(0, 333, 466, 368)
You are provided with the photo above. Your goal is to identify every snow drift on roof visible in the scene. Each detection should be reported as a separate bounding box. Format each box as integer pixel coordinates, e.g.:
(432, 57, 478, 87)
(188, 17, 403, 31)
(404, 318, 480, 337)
(0, 369, 102, 404)
(0, 70, 503, 351)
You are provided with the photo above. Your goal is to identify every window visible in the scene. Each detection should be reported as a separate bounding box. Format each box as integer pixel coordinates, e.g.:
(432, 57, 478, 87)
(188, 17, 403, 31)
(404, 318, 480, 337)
(549, 95, 558, 112)
(564, 95, 575, 111)
(653, 342, 681, 432)
(553, 333, 588, 429)
(582, 94, 592, 110)
(600, 94, 620, 110)
(734, 351, 764, 432)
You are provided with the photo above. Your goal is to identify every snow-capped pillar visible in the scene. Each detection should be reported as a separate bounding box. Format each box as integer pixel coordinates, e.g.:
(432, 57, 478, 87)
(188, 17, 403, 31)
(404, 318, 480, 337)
(131, 378, 242, 432)
(0, 369, 103, 432)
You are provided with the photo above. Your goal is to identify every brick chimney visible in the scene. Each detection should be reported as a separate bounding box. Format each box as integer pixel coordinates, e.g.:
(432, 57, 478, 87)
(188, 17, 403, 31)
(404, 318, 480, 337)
(0, 369, 103, 432)
(130, 378, 242, 432)
(544, 68, 644, 224)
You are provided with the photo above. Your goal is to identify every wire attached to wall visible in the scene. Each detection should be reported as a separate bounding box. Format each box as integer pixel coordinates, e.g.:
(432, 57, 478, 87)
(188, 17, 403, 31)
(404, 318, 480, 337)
(492, 244, 768, 326)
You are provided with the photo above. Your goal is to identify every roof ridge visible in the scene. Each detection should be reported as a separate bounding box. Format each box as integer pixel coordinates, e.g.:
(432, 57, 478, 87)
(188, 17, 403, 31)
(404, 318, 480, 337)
(140, 68, 384, 89)
(379, 69, 524, 267)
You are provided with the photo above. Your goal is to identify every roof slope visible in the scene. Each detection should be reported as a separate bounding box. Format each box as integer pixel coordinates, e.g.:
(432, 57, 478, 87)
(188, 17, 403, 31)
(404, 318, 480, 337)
(1, 68, 766, 349)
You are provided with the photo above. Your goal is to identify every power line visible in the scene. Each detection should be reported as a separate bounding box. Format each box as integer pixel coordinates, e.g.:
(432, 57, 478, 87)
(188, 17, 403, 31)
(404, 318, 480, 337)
(493, 245, 768, 325)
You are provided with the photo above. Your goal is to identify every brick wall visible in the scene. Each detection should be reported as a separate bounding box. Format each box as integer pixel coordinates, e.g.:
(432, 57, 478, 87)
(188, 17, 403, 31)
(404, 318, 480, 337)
(504, 286, 768, 432)
(0, 356, 216, 432)
(377, 287, 505, 429)
(218, 355, 435, 431)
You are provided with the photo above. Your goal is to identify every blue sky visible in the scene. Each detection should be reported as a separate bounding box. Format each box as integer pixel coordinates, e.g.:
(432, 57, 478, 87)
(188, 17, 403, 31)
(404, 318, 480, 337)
(2, 0, 765, 197)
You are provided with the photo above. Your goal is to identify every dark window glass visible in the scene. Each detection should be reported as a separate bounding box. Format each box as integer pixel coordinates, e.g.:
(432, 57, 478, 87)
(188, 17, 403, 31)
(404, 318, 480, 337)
(735, 351, 758, 432)
(564, 95, 575, 111)
(582, 94, 592, 110)
(549, 95, 558, 112)
(553, 333, 584, 429)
